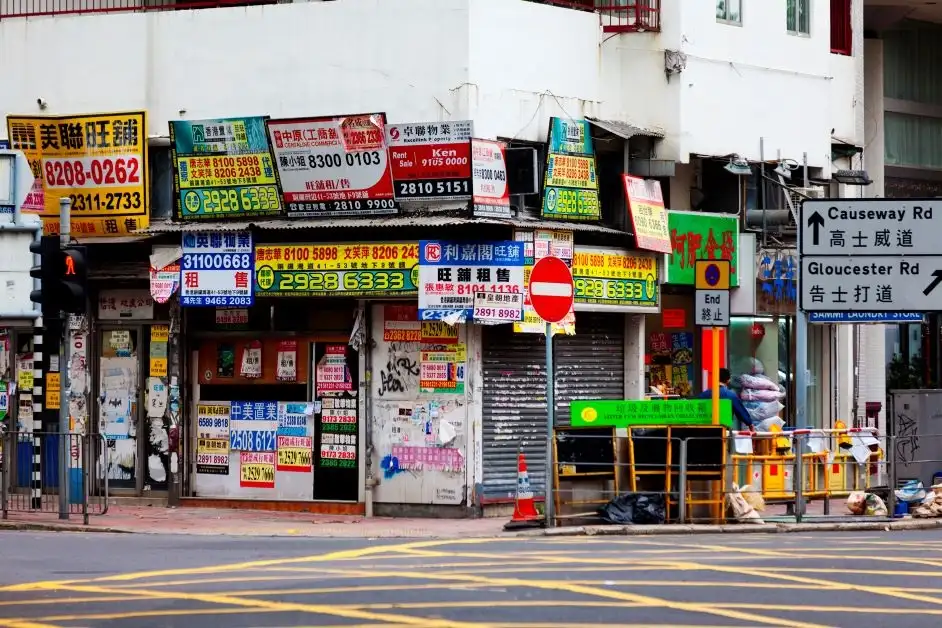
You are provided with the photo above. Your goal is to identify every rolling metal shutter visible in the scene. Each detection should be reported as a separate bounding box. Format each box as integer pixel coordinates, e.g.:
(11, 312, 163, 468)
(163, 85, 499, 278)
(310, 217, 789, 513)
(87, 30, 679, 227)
(481, 313, 625, 502)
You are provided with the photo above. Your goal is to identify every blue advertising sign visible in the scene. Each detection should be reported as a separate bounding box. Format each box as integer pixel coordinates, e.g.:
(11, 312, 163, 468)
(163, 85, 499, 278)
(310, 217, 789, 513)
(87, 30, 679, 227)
(808, 312, 925, 324)
(180, 231, 254, 307)
(417, 241, 526, 321)
(0, 140, 9, 149)
(170, 116, 282, 220)
(229, 400, 278, 452)
(548, 118, 592, 155)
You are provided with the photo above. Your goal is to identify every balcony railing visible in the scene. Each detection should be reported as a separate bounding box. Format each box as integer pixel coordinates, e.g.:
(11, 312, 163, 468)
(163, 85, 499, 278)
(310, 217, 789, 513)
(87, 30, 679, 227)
(0, 0, 660, 31)
(534, 0, 660, 33)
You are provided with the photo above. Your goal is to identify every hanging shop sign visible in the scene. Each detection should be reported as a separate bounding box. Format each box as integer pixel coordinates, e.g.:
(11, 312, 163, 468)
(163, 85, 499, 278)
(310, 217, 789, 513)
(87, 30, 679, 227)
(470, 139, 511, 219)
(169, 116, 281, 221)
(267, 112, 397, 218)
(623, 174, 671, 254)
(541, 117, 600, 222)
(418, 240, 525, 321)
(254, 241, 418, 297)
(667, 210, 739, 286)
(572, 245, 660, 310)
(6, 111, 148, 236)
(386, 120, 473, 202)
(180, 231, 254, 307)
(513, 229, 576, 335)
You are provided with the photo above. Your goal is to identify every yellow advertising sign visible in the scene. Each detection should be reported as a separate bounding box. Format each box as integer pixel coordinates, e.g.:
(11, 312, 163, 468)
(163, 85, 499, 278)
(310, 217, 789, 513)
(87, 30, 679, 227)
(545, 154, 598, 190)
(572, 245, 659, 309)
(255, 242, 419, 297)
(623, 175, 671, 254)
(149, 357, 168, 378)
(239, 451, 275, 488)
(421, 321, 459, 344)
(6, 112, 149, 236)
(150, 325, 169, 344)
(276, 435, 313, 472)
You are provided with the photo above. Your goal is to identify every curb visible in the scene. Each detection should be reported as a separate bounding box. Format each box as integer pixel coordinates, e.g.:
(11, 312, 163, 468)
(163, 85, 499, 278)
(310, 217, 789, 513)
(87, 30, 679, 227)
(2, 518, 942, 538)
(516, 518, 942, 537)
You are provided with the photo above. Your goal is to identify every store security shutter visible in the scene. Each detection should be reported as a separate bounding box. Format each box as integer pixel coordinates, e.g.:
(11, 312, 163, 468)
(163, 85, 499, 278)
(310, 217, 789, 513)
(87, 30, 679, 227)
(481, 313, 625, 502)
(481, 327, 546, 501)
(554, 312, 625, 427)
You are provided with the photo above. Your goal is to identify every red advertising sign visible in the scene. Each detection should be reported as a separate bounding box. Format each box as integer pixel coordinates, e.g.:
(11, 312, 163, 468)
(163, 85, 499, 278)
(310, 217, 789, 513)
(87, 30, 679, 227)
(267, 113, 397, 218)
(471, 139, 511, 219)
(387, 120, 473, 201)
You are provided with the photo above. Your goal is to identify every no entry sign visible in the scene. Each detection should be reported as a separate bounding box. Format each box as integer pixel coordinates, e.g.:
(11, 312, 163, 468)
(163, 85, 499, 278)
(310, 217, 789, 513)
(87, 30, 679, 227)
(529, 256, 574, 324)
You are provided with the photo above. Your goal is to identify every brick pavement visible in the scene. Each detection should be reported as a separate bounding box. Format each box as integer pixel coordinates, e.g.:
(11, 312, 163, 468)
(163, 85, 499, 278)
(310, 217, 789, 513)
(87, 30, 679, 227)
(0, 505, 510, 538)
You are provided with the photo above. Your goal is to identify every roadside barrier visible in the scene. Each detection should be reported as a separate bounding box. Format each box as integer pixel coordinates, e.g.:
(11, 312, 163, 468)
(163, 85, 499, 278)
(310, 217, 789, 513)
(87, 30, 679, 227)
(0, 431, 109, 525)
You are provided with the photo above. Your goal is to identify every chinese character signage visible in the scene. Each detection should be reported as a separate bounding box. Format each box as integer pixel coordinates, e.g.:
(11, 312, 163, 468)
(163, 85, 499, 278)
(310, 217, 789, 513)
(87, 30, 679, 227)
(541, 117, 600, 221)
(180, 232, 254, 307)
(623, 174, 671, 254)
(387, 120, 473, 201)
(229, 400, 278, 452)
(418, 240, 525, 321)
(170, 116, 281, 221)
(470, 139, 511, 218)
(6, 111, 148, 236)
(667, 211, 739, 286)
(572, 245, 660, 310)
(757, 247, 797, 315)
(254, 242, 418, 297)
(513, 229, 576, 335)
(267, 113, 397, 218)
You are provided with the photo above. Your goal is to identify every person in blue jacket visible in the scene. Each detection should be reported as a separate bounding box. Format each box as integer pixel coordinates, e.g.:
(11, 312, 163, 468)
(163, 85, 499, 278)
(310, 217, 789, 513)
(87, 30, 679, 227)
(698, 368, 755, 431)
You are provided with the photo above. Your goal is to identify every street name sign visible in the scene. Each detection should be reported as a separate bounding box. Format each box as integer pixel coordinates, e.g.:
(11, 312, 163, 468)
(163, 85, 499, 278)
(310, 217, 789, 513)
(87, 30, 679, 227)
(801, 199, 936, 256)
(800, 199, 942, 313)
(800, 255, 942, 312)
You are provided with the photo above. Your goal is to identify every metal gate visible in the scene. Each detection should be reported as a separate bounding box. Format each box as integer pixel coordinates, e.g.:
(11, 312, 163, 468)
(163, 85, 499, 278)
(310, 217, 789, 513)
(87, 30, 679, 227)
(481, 313, 625, 501)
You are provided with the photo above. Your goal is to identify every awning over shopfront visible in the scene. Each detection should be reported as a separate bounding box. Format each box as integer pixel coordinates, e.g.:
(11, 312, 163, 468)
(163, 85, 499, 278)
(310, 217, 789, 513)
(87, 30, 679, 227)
(136, 214, 626, 236)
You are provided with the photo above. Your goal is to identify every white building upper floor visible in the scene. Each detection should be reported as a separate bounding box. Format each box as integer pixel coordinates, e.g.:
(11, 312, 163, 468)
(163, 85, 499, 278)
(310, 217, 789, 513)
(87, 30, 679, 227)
(0, 0, 863, 175)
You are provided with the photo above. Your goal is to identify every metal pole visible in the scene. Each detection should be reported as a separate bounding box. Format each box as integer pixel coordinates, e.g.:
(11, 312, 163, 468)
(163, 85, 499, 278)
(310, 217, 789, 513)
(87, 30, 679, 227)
(678, 438, 688, 524)
(545, 321, 555, 528)
(794, 433, 804, 523)
(711, 327, 720, 424)
(57, 197, 70, 520)
(760, 137, 767, 246)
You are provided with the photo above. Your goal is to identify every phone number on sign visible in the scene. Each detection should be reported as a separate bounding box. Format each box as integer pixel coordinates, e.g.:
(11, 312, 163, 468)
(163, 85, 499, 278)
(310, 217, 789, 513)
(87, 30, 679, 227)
(256, 268, 418, 296)
(181, 296, 253, 307)
(44, 156, 142, 189)
(69, 191, 143, 212)
(182, 185, 281, 216)
(574, 277, 656, 303)
(473, 307, 521, 320)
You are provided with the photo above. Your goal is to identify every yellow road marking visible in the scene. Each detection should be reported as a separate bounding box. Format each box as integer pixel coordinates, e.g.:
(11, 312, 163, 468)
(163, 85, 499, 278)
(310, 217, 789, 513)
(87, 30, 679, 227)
(290, 566, 829, 628)
(27, 583, 490, 628)
(716, 603, 942, 615)
(0, 621, 64, 628)
(0, 595, 151, 607)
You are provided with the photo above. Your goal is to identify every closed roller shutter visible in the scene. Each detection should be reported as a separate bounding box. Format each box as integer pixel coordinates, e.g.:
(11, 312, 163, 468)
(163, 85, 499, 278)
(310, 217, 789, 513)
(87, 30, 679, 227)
(481, 313, 625, 502)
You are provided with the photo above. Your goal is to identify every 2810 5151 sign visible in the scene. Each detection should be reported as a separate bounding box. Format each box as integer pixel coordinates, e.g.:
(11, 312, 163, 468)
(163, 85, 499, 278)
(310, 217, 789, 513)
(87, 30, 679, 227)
(387, 120, 473, 202)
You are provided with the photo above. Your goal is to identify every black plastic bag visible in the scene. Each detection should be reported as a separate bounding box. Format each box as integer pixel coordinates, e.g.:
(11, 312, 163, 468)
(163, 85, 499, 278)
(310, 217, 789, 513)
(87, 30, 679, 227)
(598, 492, 666, 525)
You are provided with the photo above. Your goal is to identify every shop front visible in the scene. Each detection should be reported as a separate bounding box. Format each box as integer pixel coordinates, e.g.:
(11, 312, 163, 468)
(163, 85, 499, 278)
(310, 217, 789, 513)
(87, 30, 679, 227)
(645, 211, 740, 397)
(480, 231, 660, 506)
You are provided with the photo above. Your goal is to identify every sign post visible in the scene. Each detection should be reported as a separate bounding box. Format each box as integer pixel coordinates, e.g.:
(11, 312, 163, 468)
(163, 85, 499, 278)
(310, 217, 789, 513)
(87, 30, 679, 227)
(528, 256, 575, 528)
(694, 260, 731, 425)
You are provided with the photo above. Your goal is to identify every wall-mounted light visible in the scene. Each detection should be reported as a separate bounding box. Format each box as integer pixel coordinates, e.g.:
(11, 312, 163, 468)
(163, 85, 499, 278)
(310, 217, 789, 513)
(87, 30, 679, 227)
(833, 169, 872, 186)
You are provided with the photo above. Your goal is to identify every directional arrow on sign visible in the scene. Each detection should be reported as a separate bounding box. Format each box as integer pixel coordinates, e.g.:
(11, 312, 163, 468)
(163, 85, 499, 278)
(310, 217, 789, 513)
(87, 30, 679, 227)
(807, 211, 825, 246)
(924, 270, 942, 296)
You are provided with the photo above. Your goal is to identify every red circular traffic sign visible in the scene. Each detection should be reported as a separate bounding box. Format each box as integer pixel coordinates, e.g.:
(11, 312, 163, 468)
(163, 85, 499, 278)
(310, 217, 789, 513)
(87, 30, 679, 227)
(529, 256, 574, 324)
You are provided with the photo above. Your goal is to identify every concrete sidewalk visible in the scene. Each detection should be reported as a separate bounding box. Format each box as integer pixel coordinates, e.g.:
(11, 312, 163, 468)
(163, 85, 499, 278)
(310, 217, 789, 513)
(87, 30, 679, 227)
(2, 504, 942, 538)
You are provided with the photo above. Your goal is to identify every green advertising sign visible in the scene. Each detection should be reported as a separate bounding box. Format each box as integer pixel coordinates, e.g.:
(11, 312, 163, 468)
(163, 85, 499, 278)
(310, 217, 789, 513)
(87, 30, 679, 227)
(571, 399, 733, 428)
(667, 211, 739, 286)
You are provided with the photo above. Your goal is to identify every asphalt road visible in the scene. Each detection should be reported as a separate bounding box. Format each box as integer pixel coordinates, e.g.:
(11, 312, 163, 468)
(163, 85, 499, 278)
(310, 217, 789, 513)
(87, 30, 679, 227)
(2, 531, 942, 628)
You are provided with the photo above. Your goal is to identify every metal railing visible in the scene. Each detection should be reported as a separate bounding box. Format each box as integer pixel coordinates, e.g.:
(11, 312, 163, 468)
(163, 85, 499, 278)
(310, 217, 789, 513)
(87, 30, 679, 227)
(0, 0, 660, 32)
(0, 431, 109, 525)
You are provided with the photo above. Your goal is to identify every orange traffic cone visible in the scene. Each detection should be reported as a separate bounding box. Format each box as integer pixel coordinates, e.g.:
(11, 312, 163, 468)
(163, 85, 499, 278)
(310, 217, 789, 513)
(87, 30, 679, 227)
(503, 452, 544, 530)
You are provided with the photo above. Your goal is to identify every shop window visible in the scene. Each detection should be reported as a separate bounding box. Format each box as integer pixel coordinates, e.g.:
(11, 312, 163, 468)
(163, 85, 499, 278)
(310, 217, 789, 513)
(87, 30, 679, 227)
(148, 143, 173, 219)
(728, 317, 792, 426)
(830, 0, 852, 55)
(645, 294, 698, 397)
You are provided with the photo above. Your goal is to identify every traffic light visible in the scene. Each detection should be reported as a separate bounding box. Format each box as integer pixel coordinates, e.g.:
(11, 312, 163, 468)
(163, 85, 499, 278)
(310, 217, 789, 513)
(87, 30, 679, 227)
(29, 235, 61, 318)
(59, 245, 88, 314)
(29, 236, 88, 316)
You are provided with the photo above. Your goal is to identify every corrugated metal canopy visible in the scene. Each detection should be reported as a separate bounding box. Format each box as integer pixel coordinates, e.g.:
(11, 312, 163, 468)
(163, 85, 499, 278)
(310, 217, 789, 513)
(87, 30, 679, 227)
(137, 214, 626, 236)
(586, 116, 665, 140)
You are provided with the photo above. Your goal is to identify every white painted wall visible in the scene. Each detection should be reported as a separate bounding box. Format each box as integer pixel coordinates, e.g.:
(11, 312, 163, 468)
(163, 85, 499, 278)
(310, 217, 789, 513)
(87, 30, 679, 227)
(601, 0, 861, 167)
